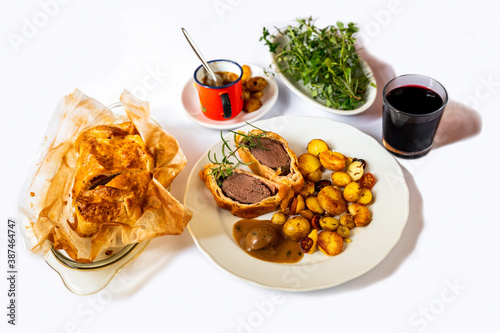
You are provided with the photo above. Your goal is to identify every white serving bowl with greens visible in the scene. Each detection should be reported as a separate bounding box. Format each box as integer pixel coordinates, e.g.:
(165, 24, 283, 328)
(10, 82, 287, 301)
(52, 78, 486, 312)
(262, 18, 377, 116)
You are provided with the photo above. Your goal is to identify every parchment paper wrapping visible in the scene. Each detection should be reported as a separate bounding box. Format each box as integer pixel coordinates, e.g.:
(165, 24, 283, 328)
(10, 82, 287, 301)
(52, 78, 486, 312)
(18, 89, 192, 263)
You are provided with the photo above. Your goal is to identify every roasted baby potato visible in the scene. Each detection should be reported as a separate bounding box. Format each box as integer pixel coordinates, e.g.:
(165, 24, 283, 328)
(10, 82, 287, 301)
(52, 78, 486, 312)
(357, 188, 373, 205)
(246, 77, 268, 92)
(289, 195, 305, 215)
(305, 196, 324, 215)
(345, 157, 354, 168)
(298, 153, 321, 176)
(339, 214, 356, 229)
(279, 136, 376, 258)
(331, 171, 351, 187)
(271, 212, 287, 225)
(319, 150, 347, 171)
(282, 216, 311, 241)
(319, 216, 339, 231)
(347, 160, 364, 181)
(299, 182, 315, 198)
(243, 98, 262, 113)
(241, 64, 252, 83)
(343, 181, 362, 202)
(348, 203, 371, 227)
(307, 139, 329, 157)
(299, 209, 314, 221)
(242, 86, 251, 101)
(317, 230, 344, 256)
(336, 225, 350, 238)
(317, 185, 347, 216)
(307, 169, 323, 182)
(251, 91, 264, 99)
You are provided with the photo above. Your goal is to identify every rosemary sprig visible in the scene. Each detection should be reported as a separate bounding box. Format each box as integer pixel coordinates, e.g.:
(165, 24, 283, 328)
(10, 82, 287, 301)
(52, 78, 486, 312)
(208, 123, 269, 187)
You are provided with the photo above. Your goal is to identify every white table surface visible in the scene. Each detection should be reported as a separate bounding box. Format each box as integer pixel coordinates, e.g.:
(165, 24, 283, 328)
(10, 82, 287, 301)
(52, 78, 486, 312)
(2, 1, 499, 332)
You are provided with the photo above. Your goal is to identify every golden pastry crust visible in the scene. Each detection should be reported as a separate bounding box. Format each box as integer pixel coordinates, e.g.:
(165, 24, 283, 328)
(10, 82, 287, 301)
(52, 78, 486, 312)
(235, 130, 304, 194)
(75, 186, 142, 234)
(72, 122, 155, 237)
(199, 164, 294, 219)
(72, 122, 154, 197)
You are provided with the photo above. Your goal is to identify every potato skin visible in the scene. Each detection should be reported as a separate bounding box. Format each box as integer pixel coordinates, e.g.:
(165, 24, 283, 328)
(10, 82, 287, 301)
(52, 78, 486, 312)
(343, 182, 362, 202)
(337, 225, 350, 238)
(307, 139, 329, 157)
(289, 194, 305, 215)
(246, 77, 268, 92)
(299, 182, 315, 198)
(357, 188, 372, 205)
(319, 216, 339, 231)
(241, 65, 252, 83)
(298, 153, 321, 176)
(271, 212, 287, 225)
(305, 196, 324, 215)
(348, 203, 371, 227)
(317, 230, 344, 256)
(331, 171, 351, 187)
(339, 214, 356, 229)
(317, 185, 347, 216)
(299, 209, 314, 221)
(243, 98, 262, 112)
(251, 91, 264, 99)
(307, 169, 323, 182)
(242, 86, 251, 101)
(282, 216, 311, 241)
(319, 150, 346, 171)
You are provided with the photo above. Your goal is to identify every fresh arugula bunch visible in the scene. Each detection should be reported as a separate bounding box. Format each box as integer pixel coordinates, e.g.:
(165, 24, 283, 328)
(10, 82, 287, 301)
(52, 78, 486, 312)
(260, 17, 375, 110)
(208, 124, 269, 187)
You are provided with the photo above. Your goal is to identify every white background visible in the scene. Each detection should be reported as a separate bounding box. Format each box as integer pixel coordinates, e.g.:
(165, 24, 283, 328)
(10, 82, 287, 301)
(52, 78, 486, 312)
(1, 0, 499, 332)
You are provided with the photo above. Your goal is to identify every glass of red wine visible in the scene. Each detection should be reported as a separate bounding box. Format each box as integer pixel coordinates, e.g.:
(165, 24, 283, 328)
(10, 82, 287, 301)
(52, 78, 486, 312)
(382, 74, 448, 158)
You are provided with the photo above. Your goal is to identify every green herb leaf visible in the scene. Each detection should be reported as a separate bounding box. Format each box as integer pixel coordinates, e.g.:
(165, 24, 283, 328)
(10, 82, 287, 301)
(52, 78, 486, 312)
(208, 123, 270, 186)
(260, 17, 372, 110)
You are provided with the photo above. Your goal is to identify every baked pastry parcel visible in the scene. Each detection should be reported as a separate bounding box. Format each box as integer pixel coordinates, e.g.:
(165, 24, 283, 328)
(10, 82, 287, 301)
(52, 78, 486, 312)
(21, 89, 192, 263)
(199, 164, 294, 218)
(235, 129, 304, 194)
(72, 122, 155, 237)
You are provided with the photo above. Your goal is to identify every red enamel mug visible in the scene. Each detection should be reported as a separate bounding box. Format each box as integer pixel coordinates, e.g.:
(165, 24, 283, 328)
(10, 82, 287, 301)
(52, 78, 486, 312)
(194, 59, 243, 121)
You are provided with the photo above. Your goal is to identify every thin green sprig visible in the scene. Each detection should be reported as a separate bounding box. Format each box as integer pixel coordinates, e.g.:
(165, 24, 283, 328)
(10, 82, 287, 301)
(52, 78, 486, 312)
(208, 123, 269, 187)
(260, 17, 375, 110)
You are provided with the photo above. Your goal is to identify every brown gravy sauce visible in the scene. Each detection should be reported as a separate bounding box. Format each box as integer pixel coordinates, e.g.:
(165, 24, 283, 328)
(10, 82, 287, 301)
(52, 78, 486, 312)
(233, 219, 303, 263)
(201, 71, 239, 86)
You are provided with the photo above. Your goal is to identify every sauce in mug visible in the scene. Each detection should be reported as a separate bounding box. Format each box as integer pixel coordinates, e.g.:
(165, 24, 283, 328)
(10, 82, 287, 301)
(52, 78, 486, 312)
(233, 219, 303, 263)
(202, 71, 239, 86)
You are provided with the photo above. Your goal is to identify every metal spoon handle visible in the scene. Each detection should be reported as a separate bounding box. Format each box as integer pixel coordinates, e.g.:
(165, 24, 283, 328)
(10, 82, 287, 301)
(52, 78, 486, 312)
(181, 28, 218, 85)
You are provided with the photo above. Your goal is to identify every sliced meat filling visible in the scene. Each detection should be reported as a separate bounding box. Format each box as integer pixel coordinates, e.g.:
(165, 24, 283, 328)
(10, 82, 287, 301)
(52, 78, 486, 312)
(221, 173, 275, 204)
(248, 138, 291, 175)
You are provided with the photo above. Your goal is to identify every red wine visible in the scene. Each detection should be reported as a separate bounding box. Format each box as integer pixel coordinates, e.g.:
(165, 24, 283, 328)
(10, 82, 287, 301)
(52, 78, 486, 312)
(386, 85, 443, 115)
(383, 85, 445, 158)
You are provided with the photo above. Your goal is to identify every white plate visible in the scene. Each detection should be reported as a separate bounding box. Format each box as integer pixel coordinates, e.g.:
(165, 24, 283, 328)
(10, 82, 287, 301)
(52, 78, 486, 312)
(181, 63, 278, 130)
(184, 116, 409, 291)
(270, 34, 377, 116)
